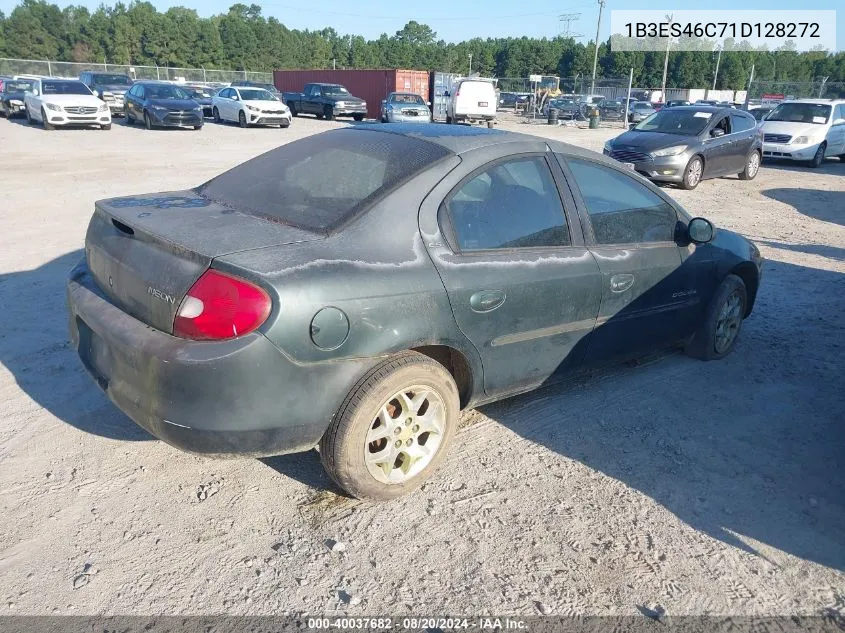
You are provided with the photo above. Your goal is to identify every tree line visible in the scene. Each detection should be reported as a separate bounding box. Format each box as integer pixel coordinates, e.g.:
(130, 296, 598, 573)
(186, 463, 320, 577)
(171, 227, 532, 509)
(1, 0, 844, 90)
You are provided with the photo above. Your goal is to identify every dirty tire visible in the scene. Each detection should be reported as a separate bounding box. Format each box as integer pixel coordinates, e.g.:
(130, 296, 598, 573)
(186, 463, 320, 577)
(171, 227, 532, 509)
(319, 351, 460, 501)
(685, 274, 748, 361)
(680, 155, 703, 190)
(738, 150, 760, 180)
(809, 142, 826, 168)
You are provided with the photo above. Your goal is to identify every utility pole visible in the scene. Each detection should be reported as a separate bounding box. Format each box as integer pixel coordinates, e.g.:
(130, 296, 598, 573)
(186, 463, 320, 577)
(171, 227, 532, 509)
(660, 14, 673, 103)
(589, 0, 606, 94)
(712, 47, 722, 90)
(819, 76, 829, 98)
(743, 63, 754, 109)
(468, 53, 472, 76)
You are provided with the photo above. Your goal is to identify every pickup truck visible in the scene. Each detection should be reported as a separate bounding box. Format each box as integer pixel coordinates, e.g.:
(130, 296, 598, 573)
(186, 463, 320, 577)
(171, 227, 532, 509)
(283, 83, 367, 121)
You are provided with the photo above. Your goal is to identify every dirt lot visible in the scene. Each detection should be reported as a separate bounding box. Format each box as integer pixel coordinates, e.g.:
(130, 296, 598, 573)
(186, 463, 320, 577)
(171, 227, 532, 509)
(0, 113, 843, 617)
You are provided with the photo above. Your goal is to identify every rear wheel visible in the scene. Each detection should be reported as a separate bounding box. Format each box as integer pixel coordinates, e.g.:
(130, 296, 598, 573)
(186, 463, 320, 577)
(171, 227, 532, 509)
(738, 150, 760, 180)
(809, 142, 826, 168)
(238, 110, 248, 128)
(681, 155, 703, 190)
(144, 111, 153, 130)
(446, 115, 453, 124)
(685, 274, 748, 361)
(487, 120, 495, 129)
(213, 106, 221, 124)
(41, 108, 54, 131)
(319, 352, 459, 501)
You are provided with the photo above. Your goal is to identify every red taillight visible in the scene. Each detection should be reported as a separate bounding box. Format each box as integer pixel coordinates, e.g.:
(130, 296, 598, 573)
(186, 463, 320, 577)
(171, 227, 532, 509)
(173, 270, 271, 341)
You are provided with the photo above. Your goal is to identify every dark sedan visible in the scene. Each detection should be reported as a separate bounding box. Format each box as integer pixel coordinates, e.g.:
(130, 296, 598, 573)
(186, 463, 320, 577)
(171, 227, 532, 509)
(598, 99, 625, 120)
(67, 125, 762, 500)
(605, 106, 762, 189)
(124, 81, 203, 130)
(184, 85, 214, 117)
(0, 78, 34, 118)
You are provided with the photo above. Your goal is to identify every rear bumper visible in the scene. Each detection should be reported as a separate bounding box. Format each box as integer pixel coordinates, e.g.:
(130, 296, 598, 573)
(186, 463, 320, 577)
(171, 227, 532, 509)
(66, 260, 367, 457)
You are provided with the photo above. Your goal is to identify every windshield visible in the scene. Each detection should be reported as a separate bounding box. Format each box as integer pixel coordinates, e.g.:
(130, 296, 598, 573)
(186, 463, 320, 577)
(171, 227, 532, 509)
(199, 129, 450, 232)
(238, 89, 278, 101)
(601, 101, 621, 108)
(186, 88, 212, 98)
(145, 84, 191, 100)
(5, 81, 34, 93)
(322, 85, 350, 95)
(765, 102, 831, 124)
(92, 74, 132, 86)
(633, 102, 654, 110)
(634, 109, 712, 135)
(42, 81, 92, 96)
(752, 108, 772, 121)
(390, 93, 425, 105)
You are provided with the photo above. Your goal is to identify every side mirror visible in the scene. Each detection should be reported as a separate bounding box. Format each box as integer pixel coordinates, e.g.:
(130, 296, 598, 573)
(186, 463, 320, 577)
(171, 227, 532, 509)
(688, 217, 715, 244)
(711, 128, 726, 138)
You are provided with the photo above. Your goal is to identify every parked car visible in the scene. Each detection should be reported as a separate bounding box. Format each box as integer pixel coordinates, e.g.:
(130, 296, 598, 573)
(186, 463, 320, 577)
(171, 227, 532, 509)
(759, 99, 845, 167)
(749, 106, 774, 123)
(79, 71, 133, 117)
(24, 78, 111, 130)
(498, 91, 529, 109)
(283, 83, 367, 121)
(67, 125, 763, 501)
(628, 101, 657, 123)
(664, 100, 691, 108)
(605, 105, 762, 189)
(380, 92, 432, 123)
(0, 78, 35, 118)
(597, 99, 625, 121)
(695, 99, 719, 106)
(183, 85, 214, 118)
(124, 81, 203, 130)
(230, 81, 285, 102)
(544, 97, 581, 119)
(445, 79, 497, 127)
(212, 86, 291, 128)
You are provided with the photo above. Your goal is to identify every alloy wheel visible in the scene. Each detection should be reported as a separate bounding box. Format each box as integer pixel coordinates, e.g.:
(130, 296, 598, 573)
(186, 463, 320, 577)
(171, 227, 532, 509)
(714, 290, 743, 354)
(747, 153, 760, 178)
(364, 386, 446, 485)
(687, 159, 703, 187)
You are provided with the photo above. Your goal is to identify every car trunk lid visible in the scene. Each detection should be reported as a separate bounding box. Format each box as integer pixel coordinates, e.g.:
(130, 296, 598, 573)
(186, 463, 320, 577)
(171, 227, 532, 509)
(85, 190, 321, 333)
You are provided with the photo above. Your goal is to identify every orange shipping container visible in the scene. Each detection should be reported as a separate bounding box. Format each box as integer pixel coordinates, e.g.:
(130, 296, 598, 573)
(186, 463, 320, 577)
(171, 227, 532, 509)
(273, 69, 430, 120)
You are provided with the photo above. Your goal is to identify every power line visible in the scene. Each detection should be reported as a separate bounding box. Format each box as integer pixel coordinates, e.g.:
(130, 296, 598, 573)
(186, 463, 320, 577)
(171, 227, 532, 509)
(558, 13, 584, 39)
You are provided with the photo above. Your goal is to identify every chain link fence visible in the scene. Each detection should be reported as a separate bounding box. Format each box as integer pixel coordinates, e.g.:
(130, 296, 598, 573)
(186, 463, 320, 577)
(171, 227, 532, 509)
(0, 57, 273, 86)
(747, 79, 845, 101)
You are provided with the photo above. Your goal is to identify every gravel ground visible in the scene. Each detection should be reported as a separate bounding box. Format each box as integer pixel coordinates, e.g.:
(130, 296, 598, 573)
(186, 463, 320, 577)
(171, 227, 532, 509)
(0, 113, 843, 617)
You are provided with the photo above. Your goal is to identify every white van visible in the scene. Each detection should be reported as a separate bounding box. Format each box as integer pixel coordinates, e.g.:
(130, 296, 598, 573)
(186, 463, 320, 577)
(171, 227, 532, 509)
(446, 79, 497, 127)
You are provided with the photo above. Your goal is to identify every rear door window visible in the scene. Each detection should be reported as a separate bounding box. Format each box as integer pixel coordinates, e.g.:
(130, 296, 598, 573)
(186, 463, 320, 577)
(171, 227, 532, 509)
(199, 128, 451, 232)
(731, 113, 754, 133)
(444, 156, 570, 251)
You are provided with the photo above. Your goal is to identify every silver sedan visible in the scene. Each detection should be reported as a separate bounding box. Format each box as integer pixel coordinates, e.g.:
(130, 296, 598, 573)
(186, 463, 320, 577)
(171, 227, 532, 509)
(380, 92, 432, 123)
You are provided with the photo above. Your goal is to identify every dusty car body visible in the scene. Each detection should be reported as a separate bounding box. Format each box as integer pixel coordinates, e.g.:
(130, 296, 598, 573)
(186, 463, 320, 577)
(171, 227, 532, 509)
(68, 125, 763, 500)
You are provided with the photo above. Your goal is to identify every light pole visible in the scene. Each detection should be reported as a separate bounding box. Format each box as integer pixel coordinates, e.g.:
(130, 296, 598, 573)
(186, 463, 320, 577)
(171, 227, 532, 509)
(468, 53, 472, 76)
(660, 14, 673, 103)
(712, 47, 722, 91)
(589, 0, 606, 94)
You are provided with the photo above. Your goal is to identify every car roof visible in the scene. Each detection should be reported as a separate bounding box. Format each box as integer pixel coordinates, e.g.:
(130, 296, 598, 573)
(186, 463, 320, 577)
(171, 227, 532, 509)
(668, 105, 750, 115)
(783, 98, 843, 104)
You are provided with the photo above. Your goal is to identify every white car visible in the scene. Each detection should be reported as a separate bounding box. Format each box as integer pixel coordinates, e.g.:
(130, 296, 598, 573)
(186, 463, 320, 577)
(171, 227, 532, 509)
(24, 78, 111, 130)
(760, 99, 845, 167)
(445, 79, 497, 128)
(212, 86, 291, 128)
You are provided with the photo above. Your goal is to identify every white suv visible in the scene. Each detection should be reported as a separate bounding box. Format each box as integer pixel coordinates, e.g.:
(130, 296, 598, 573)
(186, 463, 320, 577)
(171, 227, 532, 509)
(760, 99, 845, 167)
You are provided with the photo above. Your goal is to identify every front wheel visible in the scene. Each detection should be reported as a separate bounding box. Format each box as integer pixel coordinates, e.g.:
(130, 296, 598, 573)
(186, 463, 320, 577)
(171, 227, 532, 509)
(289, 103, 298, 117)
(738, 150, 760, 180)
(809, 142, 826, 168)
(446, 115, 453, 124)
(144, 111, 153, 130)
(238, 110, 248, 128)
(213, 107, 221, 124)
(125, 110, 134, 125)
(681, 155, 703, 190)
(352, 113, 364, 122)
(26, 106, 34, 125)
(101, 123, 111, 130)
(685, 274, 748, 361)
(41, 108, 54, 131)
(280, 120, 290, 128)
(193, 124, 202, 130)
(319, 351, 460, 501)
(324, 106, 334, 121)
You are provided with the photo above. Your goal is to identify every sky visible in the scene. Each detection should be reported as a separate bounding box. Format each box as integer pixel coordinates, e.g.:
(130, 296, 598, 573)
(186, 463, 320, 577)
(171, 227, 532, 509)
(1, 0, 841, 50)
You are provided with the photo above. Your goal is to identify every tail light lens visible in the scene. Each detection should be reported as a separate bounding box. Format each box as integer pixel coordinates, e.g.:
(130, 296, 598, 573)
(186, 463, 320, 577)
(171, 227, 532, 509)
(173, 270, 271, 341)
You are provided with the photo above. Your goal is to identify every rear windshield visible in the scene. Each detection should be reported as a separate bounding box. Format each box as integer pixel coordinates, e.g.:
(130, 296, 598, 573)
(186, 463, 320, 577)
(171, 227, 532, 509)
(91, 74, 132, 86)
(199, 129, 451, 232)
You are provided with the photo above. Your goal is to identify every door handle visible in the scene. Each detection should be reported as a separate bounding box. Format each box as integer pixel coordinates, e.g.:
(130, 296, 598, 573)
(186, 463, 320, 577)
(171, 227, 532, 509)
(470, 290, 506, 313)
(610, 274, 635, 293)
